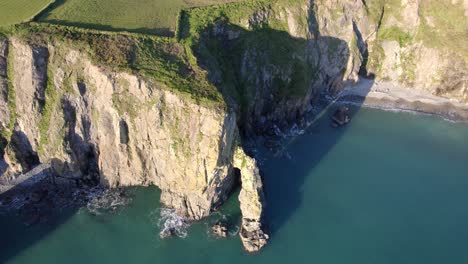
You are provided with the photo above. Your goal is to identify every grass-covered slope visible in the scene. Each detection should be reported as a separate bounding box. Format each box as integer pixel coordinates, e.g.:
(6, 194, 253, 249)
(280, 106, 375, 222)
(418, 0, 467, 55)
(179, 0, 316, 102)
(0, 0, 53, 26)
(175, 0, 350, 132)
(364, 0, 467, 56)
(1, 23, 224, 107)
(37, 0, 242, 36)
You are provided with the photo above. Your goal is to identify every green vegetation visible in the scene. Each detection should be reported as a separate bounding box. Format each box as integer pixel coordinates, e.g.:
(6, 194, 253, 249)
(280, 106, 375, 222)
(378, 26, 413, 47)
(178, 0, 316, 113)
(367, 40, 385, 75)
(399, 50, 416, 85)
(38, 0, 242, 36)
(1, 0, 461, 121)
(38, 69, 61, 155)
(363, 0, 402, 25)
(2, 44, 17, 139)
(0, 0, 53, 26)
(3, 22, 224, 107)
(417, 0, 468, 56)
(112, 93, 140, 120)
(366, 0, 467, 56)
(180, 0, 268, 39)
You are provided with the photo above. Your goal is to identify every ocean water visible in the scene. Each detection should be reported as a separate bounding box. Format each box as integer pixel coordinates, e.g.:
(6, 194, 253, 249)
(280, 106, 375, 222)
(1, 108, 468, 264)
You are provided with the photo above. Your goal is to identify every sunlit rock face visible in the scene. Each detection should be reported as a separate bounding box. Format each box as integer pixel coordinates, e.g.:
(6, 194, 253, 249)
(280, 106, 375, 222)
(1, 0, 467, 253)
(233, 148, 268, 252)
(0, 37, 239, 220)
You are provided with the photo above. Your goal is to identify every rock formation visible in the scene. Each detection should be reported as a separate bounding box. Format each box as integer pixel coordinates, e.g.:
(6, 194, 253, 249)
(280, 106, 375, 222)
(331, 106, 351, 127)
(0, 36, 239, 220)
(211, 221, 229, 237)
(185, 0, 467, 134)
(1, 0, 467, 253)
(233, 148, 269, 252)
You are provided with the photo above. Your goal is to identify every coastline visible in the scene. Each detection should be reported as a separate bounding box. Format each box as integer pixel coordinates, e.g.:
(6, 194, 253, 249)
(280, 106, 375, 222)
(338, 79, 468, 122)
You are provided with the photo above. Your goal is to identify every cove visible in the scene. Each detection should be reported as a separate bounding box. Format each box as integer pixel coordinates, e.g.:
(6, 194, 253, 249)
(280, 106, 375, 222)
(1, 107, 468, 264)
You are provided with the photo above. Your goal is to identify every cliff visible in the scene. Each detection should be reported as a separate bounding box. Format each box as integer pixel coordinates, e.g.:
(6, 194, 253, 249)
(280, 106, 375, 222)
(314, 0, 468, 103)
(0, 29, 240, 220)
(1, 0, 467, 253)
(180, 0, 467, 137)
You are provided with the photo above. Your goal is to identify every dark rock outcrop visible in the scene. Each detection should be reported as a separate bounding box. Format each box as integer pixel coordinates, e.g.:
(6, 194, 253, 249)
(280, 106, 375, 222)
(331, 106, 351, 127)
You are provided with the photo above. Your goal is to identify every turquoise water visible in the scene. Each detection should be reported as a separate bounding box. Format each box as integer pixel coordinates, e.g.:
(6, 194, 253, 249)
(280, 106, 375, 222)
(2, 108, 468, 264)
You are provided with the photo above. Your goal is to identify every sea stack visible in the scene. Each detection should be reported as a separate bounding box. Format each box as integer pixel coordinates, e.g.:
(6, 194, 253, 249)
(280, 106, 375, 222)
(233, 148, 269, 252)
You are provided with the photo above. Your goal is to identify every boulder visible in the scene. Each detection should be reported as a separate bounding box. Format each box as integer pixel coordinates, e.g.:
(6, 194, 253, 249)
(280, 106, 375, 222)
(211, 221, 228, 238)
(239, 219, 269, 253)
(331, 106, 351, 127)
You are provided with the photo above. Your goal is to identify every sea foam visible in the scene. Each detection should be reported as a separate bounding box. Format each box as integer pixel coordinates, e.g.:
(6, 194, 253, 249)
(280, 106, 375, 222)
(154, 208, 189, 239)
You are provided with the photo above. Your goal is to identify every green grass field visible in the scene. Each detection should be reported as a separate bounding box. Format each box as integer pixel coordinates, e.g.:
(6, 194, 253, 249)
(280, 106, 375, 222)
(0, 0, 53, 26)
(37, 0, 241, 36)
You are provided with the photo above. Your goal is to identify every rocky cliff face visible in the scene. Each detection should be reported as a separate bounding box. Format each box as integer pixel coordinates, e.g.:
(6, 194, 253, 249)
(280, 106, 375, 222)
(0, 36, 244, 220)
(182, 0, 356, 136)
(233, 148, 269, 252)
(182, 0, 467, 138)
(314, 0, 468, 103)
(1, 0, 467, 253)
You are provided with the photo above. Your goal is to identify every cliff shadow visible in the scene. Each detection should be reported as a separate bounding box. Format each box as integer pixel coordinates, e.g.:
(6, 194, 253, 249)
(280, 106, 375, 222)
(180, 7, 375, 241)
(261, 76, 374, 240)
(0, 156, 82, 263)
(0, 112, 97, 262)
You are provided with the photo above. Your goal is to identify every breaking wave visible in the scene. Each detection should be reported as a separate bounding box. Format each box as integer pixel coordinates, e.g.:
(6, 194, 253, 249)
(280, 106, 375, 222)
(82, 188, 132, 215)
(152, 208, 189, 239)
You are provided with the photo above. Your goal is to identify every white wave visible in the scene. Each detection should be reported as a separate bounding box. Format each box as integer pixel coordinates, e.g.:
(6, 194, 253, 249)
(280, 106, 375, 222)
(228, 224, 240, 236)
(83, 188, 131, 215)
(287, 123, 305, 137)
(155, 208, 189, 239)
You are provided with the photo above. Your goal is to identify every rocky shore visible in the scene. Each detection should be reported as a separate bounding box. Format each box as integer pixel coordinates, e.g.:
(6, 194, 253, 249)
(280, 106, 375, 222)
(0, 165, 122, 226)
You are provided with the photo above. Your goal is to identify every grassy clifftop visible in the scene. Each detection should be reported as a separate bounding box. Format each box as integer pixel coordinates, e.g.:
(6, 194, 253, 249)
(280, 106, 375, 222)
(37, 0, 243, 36)
(178, 0, 308, 39)
(362, 0, 467, 55)
(1, 23, 224, 108)
(178, 0, 316, 104)
(1, 0, 465, 109)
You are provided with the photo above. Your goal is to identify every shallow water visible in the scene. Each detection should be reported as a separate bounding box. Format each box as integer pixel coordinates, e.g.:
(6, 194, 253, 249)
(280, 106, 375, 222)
(1, 108, 468, 264)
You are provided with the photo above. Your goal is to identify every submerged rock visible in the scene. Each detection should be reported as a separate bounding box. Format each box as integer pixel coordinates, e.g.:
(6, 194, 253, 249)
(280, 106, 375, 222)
(211, 221, 229, 238)
(30, 189, 48, 203)
(331, 106, 351, 127)
(159, 227, 177, 239)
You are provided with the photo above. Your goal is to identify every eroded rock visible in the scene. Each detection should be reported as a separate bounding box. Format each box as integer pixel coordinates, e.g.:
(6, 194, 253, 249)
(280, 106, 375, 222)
(211, 221, 228, 238)
(233, 148, 268, 252)
(240, 219, 269, 253)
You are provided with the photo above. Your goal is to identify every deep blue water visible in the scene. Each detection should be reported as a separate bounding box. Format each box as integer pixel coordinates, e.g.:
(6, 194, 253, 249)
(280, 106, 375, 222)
(1, 108, 468, 264)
